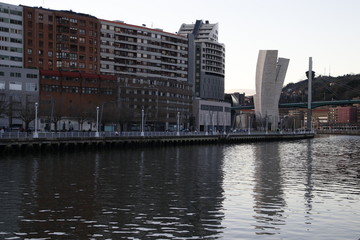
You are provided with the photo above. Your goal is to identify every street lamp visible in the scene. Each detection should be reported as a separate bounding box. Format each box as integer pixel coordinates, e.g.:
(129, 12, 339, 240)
(33, 102, 38, 138)
(205, 113, 208, 135)
(95, 106, 100, 137)
(141, 108, 144, 136)
(223, 113, 226, 134)
(177, 112, 180, 136)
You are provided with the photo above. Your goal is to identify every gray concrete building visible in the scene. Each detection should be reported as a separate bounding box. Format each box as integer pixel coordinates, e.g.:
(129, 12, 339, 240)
(0, 67, 39, 129)
(178, 20, 225, 101)
(254, 50, 289, 131)
(0, 2, 23, 68)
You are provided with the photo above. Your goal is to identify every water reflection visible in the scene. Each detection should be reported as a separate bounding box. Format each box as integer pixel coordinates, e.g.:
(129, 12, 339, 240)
(304, 140, 314, 225)
(0, 145, 225, 239)
(1, 136, 360, 239)
(252, 142, 286, 235)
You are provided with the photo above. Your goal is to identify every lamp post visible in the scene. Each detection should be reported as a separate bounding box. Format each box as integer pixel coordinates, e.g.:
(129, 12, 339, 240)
(223, 113, 226, 134)
(95, 106, 99, 137)
(205, 113, 208, 135)
(266, 116, 268, 134)
(177, 111, 180, 136)
(248, 115, 251, 135)
(293, 117, 296, 134)
(141, 108, 144, 136)
(33, 102, 38, 138)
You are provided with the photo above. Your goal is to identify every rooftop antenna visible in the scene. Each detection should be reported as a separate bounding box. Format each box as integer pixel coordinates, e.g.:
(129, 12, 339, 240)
(329, 65, 331, 76)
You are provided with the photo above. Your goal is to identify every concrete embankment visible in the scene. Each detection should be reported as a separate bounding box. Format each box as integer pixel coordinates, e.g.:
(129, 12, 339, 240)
(0, 133, 315, 156)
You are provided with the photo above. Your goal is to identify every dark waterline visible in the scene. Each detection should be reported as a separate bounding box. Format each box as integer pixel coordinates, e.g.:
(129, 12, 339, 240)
(0, 135, 359, 239)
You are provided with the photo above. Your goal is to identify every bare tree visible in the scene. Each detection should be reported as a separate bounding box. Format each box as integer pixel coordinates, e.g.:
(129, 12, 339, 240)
(0, 94, 8, 119)
(17, 96, 36, 130)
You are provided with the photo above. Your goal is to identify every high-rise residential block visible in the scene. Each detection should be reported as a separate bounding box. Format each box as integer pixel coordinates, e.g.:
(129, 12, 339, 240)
(99, 20, 193, 131)
(178, 20, 225, 101)
(0, 2, 24, 68)
(22, 6, 100, 73)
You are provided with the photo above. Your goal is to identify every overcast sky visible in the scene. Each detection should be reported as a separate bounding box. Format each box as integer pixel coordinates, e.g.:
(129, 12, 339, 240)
(4, 0, 360, 93)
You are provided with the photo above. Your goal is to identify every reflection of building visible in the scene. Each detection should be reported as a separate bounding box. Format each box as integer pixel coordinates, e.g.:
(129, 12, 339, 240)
(253, 142, 286, 234)
(254, 50, 289, 131)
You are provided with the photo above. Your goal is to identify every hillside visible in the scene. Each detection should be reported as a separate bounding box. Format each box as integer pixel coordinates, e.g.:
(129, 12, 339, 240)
(280, 74, 360, 103)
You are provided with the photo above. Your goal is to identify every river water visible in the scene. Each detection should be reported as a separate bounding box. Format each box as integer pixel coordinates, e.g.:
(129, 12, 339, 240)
(0, 135, 359, 239)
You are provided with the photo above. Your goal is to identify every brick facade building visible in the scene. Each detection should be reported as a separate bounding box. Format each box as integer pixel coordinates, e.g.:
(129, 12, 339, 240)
(22, 6, 100, 73)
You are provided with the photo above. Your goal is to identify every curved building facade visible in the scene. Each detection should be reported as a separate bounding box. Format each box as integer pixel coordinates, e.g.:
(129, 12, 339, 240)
(254, 50, 289, 131)
(178, 20, 225, 101)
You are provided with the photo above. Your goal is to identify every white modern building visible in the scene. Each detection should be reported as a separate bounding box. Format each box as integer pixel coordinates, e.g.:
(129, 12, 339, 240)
(254, 50, 289, 131)
(193, 99, 231, 132)
(0, 2, 23, 68)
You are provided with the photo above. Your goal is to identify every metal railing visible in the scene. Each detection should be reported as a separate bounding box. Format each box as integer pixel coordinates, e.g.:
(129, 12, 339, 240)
(0, 130, 315, 140)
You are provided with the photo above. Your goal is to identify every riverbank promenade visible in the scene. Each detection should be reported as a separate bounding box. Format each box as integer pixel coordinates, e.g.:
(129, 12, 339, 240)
(0, 130, 315, 155)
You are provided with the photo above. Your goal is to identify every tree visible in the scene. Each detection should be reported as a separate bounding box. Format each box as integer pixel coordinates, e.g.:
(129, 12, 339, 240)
(17, 97, 36, 130)
(0, 94, 8, 119)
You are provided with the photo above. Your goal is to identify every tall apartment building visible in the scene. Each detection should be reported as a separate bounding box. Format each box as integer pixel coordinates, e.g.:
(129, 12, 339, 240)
(22, 6, 100, 73)
(178, 20, 229, 132)
(178, 20, 225, 100)
(0, 2, 23, 68)
(100, 20, 193, 131)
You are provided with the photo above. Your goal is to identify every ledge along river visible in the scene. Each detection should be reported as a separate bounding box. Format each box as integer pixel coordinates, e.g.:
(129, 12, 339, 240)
(0, 135, 359, 239)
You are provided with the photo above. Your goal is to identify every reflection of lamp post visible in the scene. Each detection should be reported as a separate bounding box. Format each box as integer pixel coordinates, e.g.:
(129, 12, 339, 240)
(141, 108, 144, 136)
(95, 106, 99, 137)
(33, 102, 38, 138)
(177, 112, 180, 136)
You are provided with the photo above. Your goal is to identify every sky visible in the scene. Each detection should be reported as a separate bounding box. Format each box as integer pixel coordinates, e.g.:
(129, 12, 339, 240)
(3, 0, 360, 94)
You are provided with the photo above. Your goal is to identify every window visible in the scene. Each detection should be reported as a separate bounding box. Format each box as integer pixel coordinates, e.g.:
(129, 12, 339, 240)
(26, 83, 37, 91)
(10, 72, 21, 78)
(27, 48, 32, 54)
(0, 81, 5, 89)
(9, 82, 22, 90)
(38, 14, 43, 20)
(26, 73, 38, 78)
